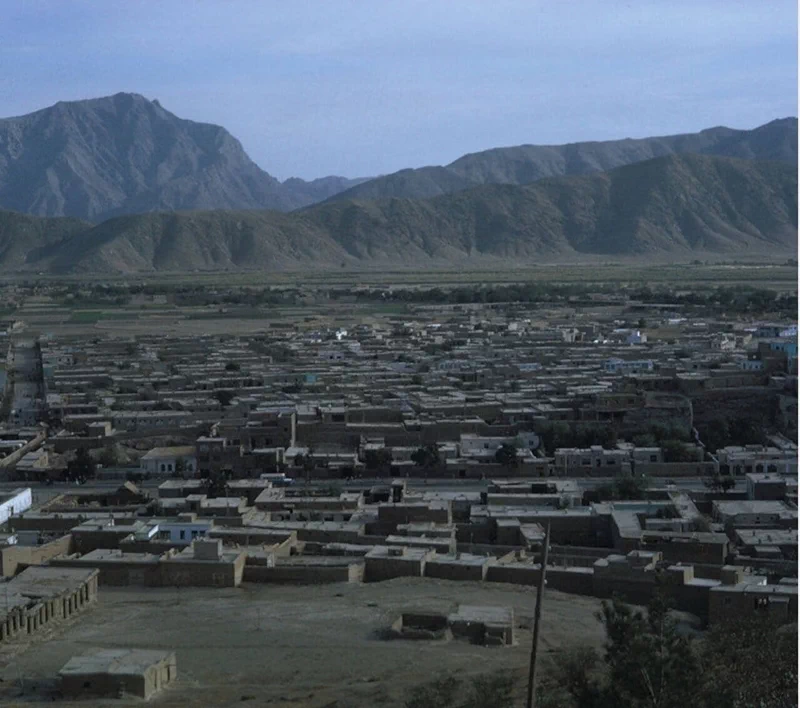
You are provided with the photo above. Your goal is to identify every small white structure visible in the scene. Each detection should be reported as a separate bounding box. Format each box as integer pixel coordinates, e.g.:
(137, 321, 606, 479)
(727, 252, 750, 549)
(140, 446, 196, 476)
(0, 487, 32, 526)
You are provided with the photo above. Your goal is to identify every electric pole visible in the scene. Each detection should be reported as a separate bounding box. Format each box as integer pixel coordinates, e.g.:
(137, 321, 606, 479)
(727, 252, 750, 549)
(526, 521, 551, 708)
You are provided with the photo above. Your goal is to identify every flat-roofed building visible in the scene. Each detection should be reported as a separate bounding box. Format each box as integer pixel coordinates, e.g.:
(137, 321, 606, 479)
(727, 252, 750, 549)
(59, 649, 177, 699)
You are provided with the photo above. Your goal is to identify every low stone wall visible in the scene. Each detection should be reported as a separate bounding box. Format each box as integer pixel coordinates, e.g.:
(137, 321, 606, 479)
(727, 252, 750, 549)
(546, 567, 594, 595)
(243, 562, 362, 584)
(425, 559, 489, 582)
(1, 534, 74, 577)
(636, 462, 718, 478)
(364, 554, 430, 582)
(486, 563, 541, 586)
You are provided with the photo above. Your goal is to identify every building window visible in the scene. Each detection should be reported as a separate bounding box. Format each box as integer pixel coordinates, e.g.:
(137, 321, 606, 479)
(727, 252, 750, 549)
(180, 530, 185, 540)
(650, 455, 657, 462)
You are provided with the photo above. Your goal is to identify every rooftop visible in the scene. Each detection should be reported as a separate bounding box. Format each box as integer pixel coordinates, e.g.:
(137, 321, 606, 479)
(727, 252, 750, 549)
(59, 648, 174, 677)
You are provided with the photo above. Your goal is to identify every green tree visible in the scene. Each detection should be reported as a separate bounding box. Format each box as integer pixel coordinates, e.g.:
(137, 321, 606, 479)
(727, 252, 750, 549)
(699, 418, 731, 452)
(174, 457, 186, 478)
(200, 471, 227, 498)
(728, 417, 766, 447)
(66, 447, 96, 482)
(411, 445, 440, 471)
(405, 675, 459, 708)
(661, 440, 695, 463)
(597, 426, 618, 450)
(462, 672, 514, 708)
(364, 448, 393, 474)
(97, 446, 119, 467)
(294, 451, 315, 484)
(704, 471, 736, 494)
(563, 592, 702, 708)
(224, 361, 240, 372)
(699, 618, 798, 708)
(612, 475, 647, 500)
(632, 433, 657, 448)
(494, 443, 518, 469)
(213, 389, 235, 408)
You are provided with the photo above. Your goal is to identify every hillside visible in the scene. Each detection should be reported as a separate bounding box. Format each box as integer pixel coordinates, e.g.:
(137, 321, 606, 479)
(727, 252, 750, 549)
(0, 211, 90, 270)
(328, 118, 798, 202)
(3, 153, 794, 274)
(0, 93, 363, 220)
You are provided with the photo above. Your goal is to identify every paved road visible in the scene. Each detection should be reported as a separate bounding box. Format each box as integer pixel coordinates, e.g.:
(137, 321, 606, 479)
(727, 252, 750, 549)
(5, 340, 46, 426)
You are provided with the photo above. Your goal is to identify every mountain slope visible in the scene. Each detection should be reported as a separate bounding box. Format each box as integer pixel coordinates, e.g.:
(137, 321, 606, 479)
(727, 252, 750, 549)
(328, 118, 798, 202)
(10, 153, 792, 273)
(0, 93, 362, 220)
(0, 210, 90, 270)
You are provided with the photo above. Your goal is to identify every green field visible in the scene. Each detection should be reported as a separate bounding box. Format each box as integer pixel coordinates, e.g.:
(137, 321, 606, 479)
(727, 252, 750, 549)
(7, 262, 796, 290)
(68, 310, 140, 323)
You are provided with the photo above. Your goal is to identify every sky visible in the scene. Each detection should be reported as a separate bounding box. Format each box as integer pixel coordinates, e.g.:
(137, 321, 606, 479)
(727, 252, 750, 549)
(1, 1, 797, 180)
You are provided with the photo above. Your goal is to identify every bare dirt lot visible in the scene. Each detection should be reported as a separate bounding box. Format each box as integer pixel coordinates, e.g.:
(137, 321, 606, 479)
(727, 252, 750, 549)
(0, 578, 609, 707)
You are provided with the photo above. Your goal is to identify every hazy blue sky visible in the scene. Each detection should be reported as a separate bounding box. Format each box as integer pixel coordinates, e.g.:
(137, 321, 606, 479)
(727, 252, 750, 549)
(1, 1, 797, 180)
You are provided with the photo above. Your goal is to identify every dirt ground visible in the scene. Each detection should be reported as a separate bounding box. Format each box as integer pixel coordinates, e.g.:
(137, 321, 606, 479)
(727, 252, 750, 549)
(0, 577, 609, 707)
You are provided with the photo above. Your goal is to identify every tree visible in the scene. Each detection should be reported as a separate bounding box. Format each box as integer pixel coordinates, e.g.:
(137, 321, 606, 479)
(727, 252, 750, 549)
(411, 445, 440, 471)
(200, 469, 228, 498)
(462, 672, 514, 708)
(65, 447, 96, 483)
(557, 592, 702, 708)
(294, 452, 315, 485)
(97, 446, 119, 467)
(404, 672, 516, 708)
(728, 416, 766, 447)
(213, 389, 235, 408)
(543, 593, 798, 708)
(405, 675, 459, 708)
(494, 443, 518, 469)
(612, 475, 647, 500)
(364, 448, 393, 474)
(224, 361, 240, 372)
(632, 433, 657, 448)
(661, 439, 696, 463)
(704, 471, 736, 494)
(597, 426, 618, 450)
(699, 418, 730, 452)
(699, 617, 798, 708)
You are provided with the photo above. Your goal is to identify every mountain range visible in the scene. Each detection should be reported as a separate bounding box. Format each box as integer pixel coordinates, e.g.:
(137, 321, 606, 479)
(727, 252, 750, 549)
(2, 152, 795, 274)
(0, 93, 796, 272)
(0, 93, 367, 221)
(328, 117, 797, 203)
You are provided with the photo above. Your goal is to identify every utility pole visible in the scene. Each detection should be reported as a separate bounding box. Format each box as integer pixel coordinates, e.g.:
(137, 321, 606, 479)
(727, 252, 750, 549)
(526, 521, 551, 708)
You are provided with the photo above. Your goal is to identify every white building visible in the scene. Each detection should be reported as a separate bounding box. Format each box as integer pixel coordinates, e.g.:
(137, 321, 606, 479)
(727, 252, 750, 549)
(605, 358, 654, 374)
(152, 519, 213, 544)
(140, 446, 197, 476)
(459, 432, 540, 458)
(0, 488, 32, 526)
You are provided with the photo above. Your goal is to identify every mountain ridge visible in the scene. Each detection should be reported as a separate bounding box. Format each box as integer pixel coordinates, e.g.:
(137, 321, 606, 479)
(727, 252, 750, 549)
(0, 93, 795, 222)
(0, 92, 365, 220)
(0, 153, 794, 274)
(327, 117, 798, 202)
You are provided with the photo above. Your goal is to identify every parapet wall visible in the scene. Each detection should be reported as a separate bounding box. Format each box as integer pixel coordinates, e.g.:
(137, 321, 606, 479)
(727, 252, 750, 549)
(1, 534, 74, 577)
